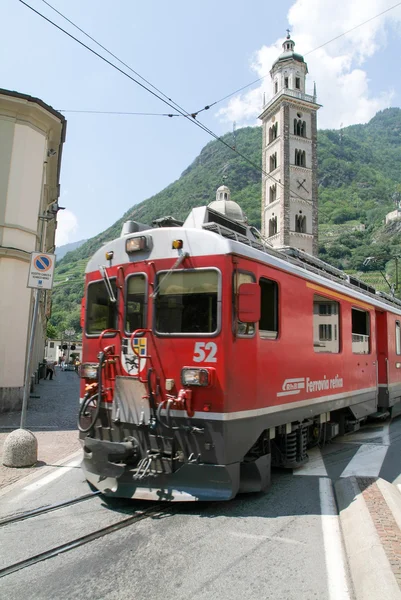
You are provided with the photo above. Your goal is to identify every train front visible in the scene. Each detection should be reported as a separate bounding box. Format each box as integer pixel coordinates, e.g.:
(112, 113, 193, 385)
(78, 212, 265, 502)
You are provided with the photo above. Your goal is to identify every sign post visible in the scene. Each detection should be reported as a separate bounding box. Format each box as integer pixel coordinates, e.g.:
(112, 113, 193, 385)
(21, 253, 56, 429)
(3, 252, 56, 467)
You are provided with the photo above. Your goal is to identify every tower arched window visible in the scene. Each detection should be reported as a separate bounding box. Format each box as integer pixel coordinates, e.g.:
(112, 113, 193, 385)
(269, 216, 278, 236)
(269, 184, 277, 204)
(295, 214, 306, 233)
(295, 149, 306, 167)
(269, 123, 278, 143)
(224, 193, 227, 199)
(275, 81, 278, 94)
(294, 119, 305, 136)
(269, 152, 277, 172)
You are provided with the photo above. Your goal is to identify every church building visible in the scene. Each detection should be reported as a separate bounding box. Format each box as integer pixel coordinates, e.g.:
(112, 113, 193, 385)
(259, 33, 320, 255)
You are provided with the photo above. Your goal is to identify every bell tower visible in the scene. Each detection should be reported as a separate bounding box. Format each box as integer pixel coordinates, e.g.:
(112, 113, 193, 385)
(259, 33, 321, 255)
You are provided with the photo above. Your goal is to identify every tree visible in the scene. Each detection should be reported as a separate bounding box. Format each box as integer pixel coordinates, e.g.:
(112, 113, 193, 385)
(46, 322, 58, 339)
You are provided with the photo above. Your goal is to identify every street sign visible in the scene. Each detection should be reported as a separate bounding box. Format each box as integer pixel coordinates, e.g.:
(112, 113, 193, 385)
(27, 252, 56, 290)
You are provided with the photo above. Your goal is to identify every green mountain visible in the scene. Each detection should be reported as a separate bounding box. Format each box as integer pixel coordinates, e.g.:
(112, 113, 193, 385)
(51, 108, 401, 336)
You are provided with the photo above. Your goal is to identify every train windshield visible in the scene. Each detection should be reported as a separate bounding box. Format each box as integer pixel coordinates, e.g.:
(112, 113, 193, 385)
(125, 274, 147, 333)
(155, 269, 219, 334)
(86, 279, 117, 335)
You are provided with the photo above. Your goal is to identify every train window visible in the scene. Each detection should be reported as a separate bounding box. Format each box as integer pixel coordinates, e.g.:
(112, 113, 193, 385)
(125, 275, 147, 333)
(396, 321, 401, 355)
(259, 278, 279, 339)
(234, 271, 255, 336)
(86, 279, 117, 335)
(313, 294, 339, 353)
(155, 269, 219, 335)
(352, 308, 370, 354)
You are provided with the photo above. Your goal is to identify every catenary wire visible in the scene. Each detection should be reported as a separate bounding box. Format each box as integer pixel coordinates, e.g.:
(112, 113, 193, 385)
(192, 0, 401, 117)
(19, 0, 306, 202)
(57, 110, 180, 116)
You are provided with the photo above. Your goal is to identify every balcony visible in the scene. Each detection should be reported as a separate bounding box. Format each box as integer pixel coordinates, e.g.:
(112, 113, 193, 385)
(261, 88, 317, 112)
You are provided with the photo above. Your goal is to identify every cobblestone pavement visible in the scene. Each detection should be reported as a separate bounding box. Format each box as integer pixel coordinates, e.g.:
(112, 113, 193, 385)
(0, 368, 81, 490)
(357, 477, 401, 590)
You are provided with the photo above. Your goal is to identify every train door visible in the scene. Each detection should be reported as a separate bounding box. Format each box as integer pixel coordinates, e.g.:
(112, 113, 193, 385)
(375, 309, 388, 409)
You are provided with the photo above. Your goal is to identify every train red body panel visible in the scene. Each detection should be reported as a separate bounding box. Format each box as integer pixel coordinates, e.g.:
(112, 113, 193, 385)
(78, 204, 401, 501)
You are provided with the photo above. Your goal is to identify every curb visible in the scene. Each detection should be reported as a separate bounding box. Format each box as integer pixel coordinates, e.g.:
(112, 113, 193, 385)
(0, 449, 82, 499)
(335, 477, 401, 600)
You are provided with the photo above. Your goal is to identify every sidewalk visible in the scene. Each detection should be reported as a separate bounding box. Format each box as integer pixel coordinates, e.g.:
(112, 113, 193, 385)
(335, 476, 401, 600)
(0, 368, 81, 490)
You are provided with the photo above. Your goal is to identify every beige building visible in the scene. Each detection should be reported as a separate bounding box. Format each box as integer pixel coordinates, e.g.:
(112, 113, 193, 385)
(0, 89, 66, 411)
(259, 35, 320, 255)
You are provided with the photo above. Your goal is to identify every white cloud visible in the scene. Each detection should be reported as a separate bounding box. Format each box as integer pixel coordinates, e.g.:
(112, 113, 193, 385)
(218, 0, 400, 128)
(55, 209, 78, 247)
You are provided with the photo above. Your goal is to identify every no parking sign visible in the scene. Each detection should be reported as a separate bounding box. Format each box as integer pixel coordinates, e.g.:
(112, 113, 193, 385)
(27, 252, 56, 290)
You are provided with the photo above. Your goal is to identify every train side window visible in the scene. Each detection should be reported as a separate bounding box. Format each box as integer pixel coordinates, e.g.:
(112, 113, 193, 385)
(396, 321, 401, 355)
(259, 278, 279, 339)
(352, 308, 370, 354)
(86, 279, 117, 335)
(234, 271, 255, 336)
(125, 274, 147, 333)
(313, 294, 340, 353)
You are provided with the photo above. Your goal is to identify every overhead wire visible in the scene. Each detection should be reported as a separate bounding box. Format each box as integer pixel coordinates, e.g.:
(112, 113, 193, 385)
(19, 0, 306, 202)
(57, 110, 180, 116)
(191, 0, 401, 117)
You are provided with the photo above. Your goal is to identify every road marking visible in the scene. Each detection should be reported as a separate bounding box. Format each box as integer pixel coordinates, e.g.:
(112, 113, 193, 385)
(23, 458, 81, 492)
(293, 447, 328, 477)
(340, 444, 388, 478)
(319, 478, 351, 600)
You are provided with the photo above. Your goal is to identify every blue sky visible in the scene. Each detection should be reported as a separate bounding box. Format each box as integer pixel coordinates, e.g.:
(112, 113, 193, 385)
(2, 0, 401, 245)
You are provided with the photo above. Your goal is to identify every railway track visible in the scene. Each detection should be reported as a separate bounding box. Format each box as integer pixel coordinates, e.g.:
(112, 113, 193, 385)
(0, 499, 168, 579)
(0, 491, 102, 527)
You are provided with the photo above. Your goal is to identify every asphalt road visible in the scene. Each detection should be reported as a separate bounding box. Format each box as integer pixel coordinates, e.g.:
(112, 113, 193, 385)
(1, 417, 400, 600)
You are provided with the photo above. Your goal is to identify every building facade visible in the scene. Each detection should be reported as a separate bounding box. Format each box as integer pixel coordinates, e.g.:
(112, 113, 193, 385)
(259, 35, 320, 255)
(45, 339, 82, 365)
(0, 90, 66, 411)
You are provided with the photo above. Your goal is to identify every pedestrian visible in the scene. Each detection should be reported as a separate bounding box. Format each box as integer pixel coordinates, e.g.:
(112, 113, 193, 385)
(45, 361, 56, 380)
(61, 354, 66, 371)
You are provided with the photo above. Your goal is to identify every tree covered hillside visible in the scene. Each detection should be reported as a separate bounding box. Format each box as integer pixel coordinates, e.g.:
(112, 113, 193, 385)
(51, 108, 401, 336)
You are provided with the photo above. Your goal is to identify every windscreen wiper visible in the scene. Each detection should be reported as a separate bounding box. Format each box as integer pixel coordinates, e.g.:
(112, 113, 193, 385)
(99, 265, 116, 303)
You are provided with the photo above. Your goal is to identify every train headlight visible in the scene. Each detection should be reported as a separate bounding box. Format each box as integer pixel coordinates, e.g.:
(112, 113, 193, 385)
(126, 236, 150, 253)
(80, 363, 98, 379)
(181, 367, 211, 387)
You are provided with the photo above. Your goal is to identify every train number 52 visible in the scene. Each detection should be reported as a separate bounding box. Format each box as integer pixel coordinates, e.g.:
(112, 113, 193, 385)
(193, 342, 217, 363)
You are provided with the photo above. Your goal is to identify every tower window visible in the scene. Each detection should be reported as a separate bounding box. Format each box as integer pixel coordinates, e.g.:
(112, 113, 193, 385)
(284, 77, 289, 89)
(275, 81, 278, 94)
(269, 122, 278, 143)
(268, 216, 278, 236)
(295, 214, 306, 233)
(294, 119, 307, 137)
(269, 184, 277, 203)
(269, 152, 277, 172)
(295, 77, 300, 89)
(295, 149, 306, 167)
(224, 193, 227, 199)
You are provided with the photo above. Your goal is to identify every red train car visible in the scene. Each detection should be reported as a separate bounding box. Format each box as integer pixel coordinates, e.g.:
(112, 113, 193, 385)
(78, 201, 401, 501)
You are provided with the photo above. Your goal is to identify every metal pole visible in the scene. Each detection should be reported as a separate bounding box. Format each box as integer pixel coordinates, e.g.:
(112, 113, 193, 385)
(395, 257, 399, 292)
(20, 289, 41, 429)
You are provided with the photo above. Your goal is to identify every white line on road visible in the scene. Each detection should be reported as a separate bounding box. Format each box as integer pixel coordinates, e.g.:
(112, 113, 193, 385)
(23, 458, 81, 492)
(319, 477, 351, 600)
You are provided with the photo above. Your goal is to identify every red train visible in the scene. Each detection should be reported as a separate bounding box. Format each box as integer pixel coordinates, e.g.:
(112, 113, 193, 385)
(78, 198, 401, 501)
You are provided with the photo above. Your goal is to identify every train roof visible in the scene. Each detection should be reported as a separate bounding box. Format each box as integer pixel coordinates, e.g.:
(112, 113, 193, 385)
(86, 205, 401, 316)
